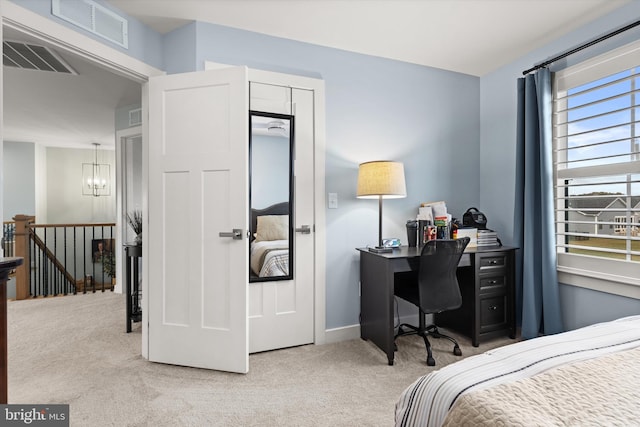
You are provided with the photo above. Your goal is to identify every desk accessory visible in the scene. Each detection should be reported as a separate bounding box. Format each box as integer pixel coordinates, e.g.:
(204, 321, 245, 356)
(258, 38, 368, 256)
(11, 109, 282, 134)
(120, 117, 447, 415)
(357, 161, 406, 253)
(463, 207, 487, 229)
(406, 220, 418, 247)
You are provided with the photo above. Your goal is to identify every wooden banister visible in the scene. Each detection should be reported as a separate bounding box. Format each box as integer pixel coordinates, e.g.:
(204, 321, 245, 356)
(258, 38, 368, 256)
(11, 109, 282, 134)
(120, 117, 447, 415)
(29, 232, 77, 291)
(13, 215, 34, 300)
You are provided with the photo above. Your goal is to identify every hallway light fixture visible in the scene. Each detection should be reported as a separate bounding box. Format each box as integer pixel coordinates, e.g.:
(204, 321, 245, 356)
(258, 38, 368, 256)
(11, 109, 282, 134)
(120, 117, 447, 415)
(82, 142, 111, 197)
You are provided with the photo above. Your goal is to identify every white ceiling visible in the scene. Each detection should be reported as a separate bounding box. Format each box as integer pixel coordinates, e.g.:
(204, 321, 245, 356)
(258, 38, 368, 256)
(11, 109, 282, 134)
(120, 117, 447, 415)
(109, 0, 630, 76)
(3, 27, 141, 149)
(2, 0, 632, 148)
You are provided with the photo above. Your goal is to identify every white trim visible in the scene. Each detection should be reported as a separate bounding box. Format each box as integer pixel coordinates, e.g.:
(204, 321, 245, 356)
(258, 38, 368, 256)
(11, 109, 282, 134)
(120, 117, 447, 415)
(114, 126, 142, 295)
(324, 324, 360, 343)
(313, 80, 327, 345)
(558, 269, 640, 299)
(141, 83, 149, 359)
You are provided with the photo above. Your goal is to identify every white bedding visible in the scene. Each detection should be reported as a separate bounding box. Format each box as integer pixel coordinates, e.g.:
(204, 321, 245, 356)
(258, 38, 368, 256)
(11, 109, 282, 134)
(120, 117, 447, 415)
(442, 346, 640, 426)
(250, 239, 289, 277)
(395, 315, 640, 427)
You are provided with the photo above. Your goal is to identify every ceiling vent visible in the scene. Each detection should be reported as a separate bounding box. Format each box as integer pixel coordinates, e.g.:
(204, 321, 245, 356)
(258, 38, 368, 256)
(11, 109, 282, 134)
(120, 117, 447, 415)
(3, 41, 76, 74)
(52, 0, 129, 49)
(129, 108, 142, 126)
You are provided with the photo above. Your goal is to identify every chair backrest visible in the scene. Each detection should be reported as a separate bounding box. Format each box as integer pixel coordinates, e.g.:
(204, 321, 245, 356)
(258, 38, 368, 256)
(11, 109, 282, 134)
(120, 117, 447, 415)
(417, 237, 470, 314)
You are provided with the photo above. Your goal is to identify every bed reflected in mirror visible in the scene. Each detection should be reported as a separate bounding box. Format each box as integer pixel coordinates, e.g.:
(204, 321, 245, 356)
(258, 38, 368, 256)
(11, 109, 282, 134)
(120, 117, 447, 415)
(249, 112, 294, 282)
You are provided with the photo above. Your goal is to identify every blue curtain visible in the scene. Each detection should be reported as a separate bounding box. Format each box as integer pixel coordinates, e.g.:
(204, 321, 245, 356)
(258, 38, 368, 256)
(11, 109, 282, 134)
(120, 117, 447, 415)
(515, 68, 564, 339)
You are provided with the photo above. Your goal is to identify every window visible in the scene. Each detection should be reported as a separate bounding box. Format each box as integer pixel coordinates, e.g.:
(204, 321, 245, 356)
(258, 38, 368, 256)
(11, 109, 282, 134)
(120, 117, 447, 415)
(553, 40, 640, 296)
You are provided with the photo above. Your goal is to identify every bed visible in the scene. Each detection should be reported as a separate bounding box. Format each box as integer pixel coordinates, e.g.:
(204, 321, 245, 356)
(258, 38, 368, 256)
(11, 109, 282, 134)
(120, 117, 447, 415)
(395, 315, 640, 427)
(250, 202, 290, 278)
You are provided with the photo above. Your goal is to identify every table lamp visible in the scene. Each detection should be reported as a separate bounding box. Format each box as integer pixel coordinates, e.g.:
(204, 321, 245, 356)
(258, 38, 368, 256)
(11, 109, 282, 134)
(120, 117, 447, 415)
(357, 160, 407, 253)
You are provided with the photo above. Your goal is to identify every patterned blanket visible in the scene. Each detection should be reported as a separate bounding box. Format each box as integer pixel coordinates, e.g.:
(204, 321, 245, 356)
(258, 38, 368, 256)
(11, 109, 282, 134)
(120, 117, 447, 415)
(250, 239, 289, 277)
(443, 346, 640, 426)
(395, 315, 640, 427)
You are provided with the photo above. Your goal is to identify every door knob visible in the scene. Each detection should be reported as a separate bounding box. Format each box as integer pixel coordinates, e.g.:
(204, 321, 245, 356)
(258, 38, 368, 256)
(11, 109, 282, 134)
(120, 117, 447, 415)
(295, 225, 311, 234)
(219, 229, 243, 240)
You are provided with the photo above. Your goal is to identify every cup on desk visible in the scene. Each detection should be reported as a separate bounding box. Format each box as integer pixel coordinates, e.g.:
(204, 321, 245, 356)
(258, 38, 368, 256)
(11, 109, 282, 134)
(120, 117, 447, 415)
(418, 220, 437, 245)
(406, 220, 418, 247)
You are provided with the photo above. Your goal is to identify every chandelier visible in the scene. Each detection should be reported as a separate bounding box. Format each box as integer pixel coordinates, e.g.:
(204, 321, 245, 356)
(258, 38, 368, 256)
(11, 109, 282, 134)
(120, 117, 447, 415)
(82, 143, 111, 197)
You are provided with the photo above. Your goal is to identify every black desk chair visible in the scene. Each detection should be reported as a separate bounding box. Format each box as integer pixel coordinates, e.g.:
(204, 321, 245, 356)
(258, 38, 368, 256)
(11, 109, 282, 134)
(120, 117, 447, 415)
(394, 237, 470, 366)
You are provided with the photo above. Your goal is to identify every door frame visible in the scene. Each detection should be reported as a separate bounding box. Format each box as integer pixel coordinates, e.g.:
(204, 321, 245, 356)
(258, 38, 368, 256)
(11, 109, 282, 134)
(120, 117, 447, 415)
(115, 126, 142, 294)
(1, 1, 327, 354)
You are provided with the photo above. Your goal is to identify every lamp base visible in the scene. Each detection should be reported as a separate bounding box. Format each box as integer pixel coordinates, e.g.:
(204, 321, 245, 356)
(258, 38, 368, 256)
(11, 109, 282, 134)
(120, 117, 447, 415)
(368, 246, 393, 254)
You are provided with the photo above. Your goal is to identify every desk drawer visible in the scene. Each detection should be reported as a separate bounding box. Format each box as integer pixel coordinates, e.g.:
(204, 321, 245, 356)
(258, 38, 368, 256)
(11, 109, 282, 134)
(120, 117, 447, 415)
(478, 253, 507, 270)
(479, 294, 508, 333)
(479, 274, 507, 293)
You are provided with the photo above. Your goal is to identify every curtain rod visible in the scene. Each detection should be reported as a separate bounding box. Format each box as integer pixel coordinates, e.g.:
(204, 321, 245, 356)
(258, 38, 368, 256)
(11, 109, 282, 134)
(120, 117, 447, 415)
(522, 19, 640, 75)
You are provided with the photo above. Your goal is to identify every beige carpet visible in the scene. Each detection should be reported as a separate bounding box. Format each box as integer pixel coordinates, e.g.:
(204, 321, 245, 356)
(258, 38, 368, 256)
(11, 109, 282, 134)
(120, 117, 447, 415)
(7, 292, 516, 426)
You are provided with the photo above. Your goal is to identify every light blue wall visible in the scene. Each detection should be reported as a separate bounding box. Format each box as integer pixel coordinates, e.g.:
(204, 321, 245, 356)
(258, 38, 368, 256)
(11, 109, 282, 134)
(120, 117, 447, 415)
(10, 0, 164, 70)
(480, 3, 640, 330)
(162, 23, 197, 74)
(9, 1, 481, 330)
(10, 0, 638, 331)
(163, 21, 481, 329)
(3, 141, 35, 219)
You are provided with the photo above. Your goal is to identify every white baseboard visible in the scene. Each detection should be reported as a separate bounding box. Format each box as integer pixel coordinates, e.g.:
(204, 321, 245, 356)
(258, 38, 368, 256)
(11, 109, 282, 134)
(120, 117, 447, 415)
(323, 313, 428, 344)
(324, 324, 360, 343)
(325, 314, 433, 344)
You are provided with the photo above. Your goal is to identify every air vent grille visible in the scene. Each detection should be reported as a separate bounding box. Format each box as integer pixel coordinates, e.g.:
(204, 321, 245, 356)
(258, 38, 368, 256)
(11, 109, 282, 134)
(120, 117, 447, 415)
(52, 0, 129, 49)
(3, 41, 76, 74)
(129, 108, 142, 126)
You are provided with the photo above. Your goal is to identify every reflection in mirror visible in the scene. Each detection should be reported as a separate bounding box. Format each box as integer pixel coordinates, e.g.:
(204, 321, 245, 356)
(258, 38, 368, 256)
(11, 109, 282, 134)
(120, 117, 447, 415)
(249, 112, 294, 282)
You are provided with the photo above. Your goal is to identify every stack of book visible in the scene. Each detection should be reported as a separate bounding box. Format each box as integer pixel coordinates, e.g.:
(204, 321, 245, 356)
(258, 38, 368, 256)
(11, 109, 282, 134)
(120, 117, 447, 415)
(454, 228, 477, 247)
(477, 229, 499, 247)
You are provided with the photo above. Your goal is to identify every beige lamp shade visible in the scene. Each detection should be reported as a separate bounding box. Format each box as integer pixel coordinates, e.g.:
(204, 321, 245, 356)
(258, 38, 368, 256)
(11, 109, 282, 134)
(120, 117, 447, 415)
(357, 161, 407, 199)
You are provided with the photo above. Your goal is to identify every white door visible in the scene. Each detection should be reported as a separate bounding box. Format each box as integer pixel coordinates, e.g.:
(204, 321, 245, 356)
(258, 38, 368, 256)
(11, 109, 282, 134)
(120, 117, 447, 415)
(147, 67, 249, 373)
(248, 83, 315, 353)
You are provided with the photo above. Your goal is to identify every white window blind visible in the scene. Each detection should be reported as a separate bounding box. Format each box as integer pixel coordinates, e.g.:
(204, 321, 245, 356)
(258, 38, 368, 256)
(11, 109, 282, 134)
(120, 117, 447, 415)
(553, 40, 640, 294)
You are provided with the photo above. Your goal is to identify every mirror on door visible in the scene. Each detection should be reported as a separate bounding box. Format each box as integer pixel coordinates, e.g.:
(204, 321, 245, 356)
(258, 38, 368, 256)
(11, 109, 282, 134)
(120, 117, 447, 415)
(249, 112, 294, 282)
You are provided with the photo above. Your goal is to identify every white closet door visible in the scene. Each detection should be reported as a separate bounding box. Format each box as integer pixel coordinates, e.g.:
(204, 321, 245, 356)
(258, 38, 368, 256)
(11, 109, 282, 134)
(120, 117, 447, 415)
(147, 67, 249, 373)
(249, 83, 315, 353)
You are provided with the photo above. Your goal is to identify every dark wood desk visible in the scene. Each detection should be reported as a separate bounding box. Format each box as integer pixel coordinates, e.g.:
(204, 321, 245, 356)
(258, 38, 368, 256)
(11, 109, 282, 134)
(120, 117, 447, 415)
(124, 244, 142, 333)
(357, 245, 516, 365)
(0, 257, 24, 403)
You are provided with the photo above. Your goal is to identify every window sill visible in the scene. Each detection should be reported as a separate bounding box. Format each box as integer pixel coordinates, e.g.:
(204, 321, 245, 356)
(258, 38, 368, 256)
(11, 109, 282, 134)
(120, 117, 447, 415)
(558, 266, 640, 300)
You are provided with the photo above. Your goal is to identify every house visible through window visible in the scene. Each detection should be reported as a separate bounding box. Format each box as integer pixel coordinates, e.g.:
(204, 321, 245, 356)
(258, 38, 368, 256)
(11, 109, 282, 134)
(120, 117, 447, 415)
(553, 40, 640, 294)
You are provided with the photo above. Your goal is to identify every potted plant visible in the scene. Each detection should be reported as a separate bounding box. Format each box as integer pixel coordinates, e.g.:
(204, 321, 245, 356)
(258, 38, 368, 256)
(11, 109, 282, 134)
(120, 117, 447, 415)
(101, 251, 116, 287)
(127, 210, 142, 245)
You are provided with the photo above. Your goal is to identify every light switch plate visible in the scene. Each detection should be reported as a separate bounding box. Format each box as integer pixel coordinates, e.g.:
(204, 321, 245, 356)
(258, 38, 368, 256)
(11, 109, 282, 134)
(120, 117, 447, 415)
(328, 193, 338, 209)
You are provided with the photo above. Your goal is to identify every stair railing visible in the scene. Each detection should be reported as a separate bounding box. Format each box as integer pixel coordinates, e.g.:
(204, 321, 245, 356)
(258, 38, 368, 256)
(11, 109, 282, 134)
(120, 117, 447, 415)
(13, 215, 116, 299)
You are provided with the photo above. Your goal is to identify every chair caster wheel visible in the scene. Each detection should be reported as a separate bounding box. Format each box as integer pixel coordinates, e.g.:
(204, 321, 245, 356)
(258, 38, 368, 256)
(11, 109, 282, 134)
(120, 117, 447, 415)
(453, 346, 462, 356)
(427, 357, 435, 366)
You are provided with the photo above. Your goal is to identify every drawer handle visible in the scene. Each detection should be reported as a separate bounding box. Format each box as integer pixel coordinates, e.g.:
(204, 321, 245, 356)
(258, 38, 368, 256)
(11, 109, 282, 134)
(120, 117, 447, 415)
(490, 260, 498, 265)
(489, 280, 498, 285)
(488, 306, 498, 311)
